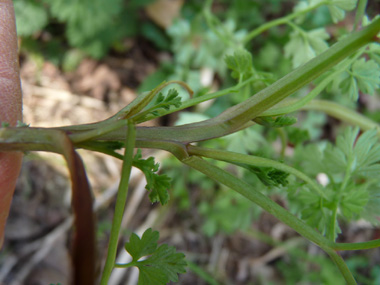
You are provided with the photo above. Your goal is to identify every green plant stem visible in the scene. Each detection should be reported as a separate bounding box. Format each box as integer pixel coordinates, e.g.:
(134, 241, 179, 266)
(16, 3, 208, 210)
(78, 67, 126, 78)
(182, 155, 330, 247)
(114, 80, 193, 121)
(300, 99, 380, 132)
(260, 50, 363, 116)
(182, 156, 356, 283)
(100, 121, 136, 284)
(69, 119, 127, 143)
(242, 1, 328, 44)
(326, 251, 357, 285)
(333, 238, 380, 250)
(187, 145, 327, 199)
(142, 77, 257, 121)
(59, 18, 380, 145)
(353, 0, 368, 31)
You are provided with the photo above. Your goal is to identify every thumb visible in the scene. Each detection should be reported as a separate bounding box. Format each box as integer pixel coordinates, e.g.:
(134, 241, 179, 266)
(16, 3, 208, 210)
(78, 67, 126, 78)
(0, 0, 23, 248)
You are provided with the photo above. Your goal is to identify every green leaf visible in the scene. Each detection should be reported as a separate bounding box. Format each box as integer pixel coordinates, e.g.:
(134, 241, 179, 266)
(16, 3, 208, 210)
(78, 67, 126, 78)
(134, 89, 182, 122)
(368, 43, 380, 65)
(46, 0, 122, 35)
(151, 89, 182, 113)
(14, 0, 48, 36)
(124, 228, 159, 262)
(147, 174, 171, 205)
(334, 58, 380, 100)
(285, 28, 330, 68)
(244, 165, 289, 187)
(45, 0, 134, 58)
(133, 150, 172, 205)
(340, 184, 369, 219)
(225, 48, 254, 81)
(123, 228, 187, 285)
(350, 59, 380, 96)
(327, 0, 357, 23)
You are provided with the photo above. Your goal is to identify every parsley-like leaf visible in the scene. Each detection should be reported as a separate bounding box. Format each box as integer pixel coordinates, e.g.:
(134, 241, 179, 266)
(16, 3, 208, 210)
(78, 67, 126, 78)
(123, 228, 187, 285)
(327, 0, 357, 23)
(326, 127, 380, 177)
(285, 28, 330, 68)
(340, 183, 369, 219)
(225, 48, 254, 82)
(337, 58, 380, 100)
(243, 165, 289, 187)
(293, 0, 357, 24)
(293, 127, 380, 238)
(151, 89, 182, 115)
(125, 228, 159, 262)
(134, 89, 182, 122)
(133, 150, 171, 205)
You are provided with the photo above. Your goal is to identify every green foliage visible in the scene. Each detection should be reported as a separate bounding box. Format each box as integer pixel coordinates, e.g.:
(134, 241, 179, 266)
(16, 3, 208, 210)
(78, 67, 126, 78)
(285, 27, 330, 68)
(276, 248, 346, 284)
(8, 1, 380, 283)
(133, 150, 172, 205)
(295, 0, 357, 24)
(47, 0, 126, 58)
(13, 0, 48, 36)
(292, 127, 380, 238)
(166, 17, 247, 90)
(135, 89, 182, 122)
(152, 89, 182, 113)
(327, 0, 358, 23)
(245, 165, 290, 187)
(225, 49, 254, 82)
(199, 189, 259, 236)
(123, 228, 187, 285)
(335, 58, 380, 100)
(14, 0, 156, 59)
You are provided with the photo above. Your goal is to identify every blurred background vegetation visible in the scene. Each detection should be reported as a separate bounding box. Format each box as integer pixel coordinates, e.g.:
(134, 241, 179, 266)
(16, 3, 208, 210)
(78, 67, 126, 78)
(1, 0, 380, 284)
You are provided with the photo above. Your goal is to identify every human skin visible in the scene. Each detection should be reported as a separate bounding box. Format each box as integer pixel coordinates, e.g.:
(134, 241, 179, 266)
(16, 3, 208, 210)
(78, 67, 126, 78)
(0, 0, 23, 248)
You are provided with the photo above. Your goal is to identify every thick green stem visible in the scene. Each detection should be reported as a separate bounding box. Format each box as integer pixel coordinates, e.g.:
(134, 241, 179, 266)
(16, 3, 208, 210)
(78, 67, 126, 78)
(69, 119, 127, 143)
(56, 18, 380, 145)
(100, 121, 136, 284)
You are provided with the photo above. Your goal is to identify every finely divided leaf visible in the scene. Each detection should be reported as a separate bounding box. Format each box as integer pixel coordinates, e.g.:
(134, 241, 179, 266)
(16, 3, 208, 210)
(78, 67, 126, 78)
(340, 184, 369, 219)
(123, 228, 187, 285)
(225, 49, 254, 81)
(337, 58, 380, 100)
(151, 89, 182, 115)
(138, 244, 187, 284)
(244, 165, 289, 187)
(285, 28, 330, 68)
(133, 150, 171, 204)
(147, 174, 171, 205)
(327, 0, 357, 23)
(135, 89, 182, 122)
(351, 59, 380, 96)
